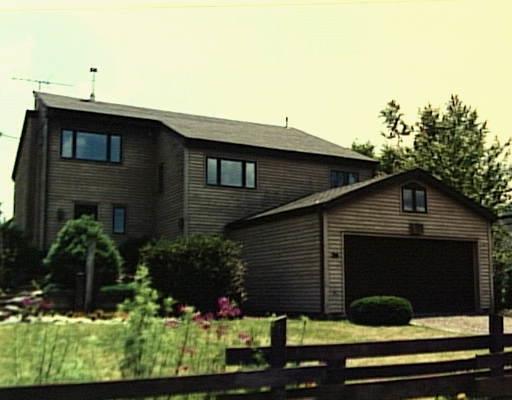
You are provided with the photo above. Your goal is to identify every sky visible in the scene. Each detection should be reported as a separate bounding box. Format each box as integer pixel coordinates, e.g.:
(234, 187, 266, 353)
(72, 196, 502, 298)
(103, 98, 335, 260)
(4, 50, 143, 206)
(0, 0, 510, 219)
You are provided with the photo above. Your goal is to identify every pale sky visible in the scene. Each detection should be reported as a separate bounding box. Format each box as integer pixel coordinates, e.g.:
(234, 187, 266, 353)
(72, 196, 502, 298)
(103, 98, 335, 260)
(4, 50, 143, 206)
(0, 0, 510, 219)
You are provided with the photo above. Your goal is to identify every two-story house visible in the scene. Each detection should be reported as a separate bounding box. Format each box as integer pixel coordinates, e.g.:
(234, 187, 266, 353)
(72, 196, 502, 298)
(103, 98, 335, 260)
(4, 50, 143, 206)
(12, 92, 495, 316)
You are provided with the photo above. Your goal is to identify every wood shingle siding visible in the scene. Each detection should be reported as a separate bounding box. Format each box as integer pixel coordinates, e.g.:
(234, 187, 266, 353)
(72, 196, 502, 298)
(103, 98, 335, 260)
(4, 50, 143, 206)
(154, 129, 185, 240)
(186, 145, 374, 235)
(229, 213, 322, 314)
(45, 115, 158, 246)
(13, 111, 39, 242)
(325, 181, 492, 314)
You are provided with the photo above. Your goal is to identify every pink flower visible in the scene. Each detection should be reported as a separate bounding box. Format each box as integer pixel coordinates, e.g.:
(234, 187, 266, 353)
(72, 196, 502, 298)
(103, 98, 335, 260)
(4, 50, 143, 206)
(238, 332, 253, 346)
(218, 297, 230, 308)
(21, 297, 36, 307)
(39, 300, 54, 310)
(192, 312, 212, 330)
(164, 318, 180, 328)
(215, 324, 228, 339)
(217, 297, 242, 319)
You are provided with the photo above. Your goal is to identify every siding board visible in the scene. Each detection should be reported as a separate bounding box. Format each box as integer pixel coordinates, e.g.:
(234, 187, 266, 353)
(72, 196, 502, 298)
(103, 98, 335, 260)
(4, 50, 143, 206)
(154, 131, 185, 240)
(13, 112, 39, 242)
(229, 213, 322, 314)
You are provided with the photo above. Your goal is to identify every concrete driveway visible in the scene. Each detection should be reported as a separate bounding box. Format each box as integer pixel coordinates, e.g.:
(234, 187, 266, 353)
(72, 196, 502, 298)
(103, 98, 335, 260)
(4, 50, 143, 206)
(412, 315, 512, 335)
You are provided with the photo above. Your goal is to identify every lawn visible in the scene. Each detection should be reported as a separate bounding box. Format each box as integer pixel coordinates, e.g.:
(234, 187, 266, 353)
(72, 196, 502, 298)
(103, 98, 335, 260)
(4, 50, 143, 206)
(0, 316, 470, 387)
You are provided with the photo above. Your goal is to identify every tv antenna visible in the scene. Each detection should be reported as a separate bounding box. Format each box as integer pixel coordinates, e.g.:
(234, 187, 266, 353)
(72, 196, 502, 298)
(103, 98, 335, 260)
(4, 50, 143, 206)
(0, 131, 19, 140)
(90, 67, 98, 101)
(11, 77, 72, 91)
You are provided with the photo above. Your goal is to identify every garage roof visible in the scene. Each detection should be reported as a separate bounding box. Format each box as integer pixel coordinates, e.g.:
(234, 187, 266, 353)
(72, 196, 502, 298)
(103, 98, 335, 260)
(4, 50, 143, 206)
(228, 168, 496, 227)
(35, 92, 376, 162)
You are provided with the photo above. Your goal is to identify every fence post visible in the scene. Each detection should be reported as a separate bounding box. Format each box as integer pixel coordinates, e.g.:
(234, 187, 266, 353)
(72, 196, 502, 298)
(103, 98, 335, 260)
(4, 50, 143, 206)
(326, 358, 346, 385)
(270, 316, 287, 400)
(489, 313, 504, 376)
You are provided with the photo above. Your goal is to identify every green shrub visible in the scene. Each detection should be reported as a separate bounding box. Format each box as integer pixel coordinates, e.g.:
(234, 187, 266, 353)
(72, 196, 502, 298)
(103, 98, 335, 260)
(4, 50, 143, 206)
(43, 216, 123, 288)
(141, 235, 246, 312)
(0, 220, 42, 289)
(100, 282, 135, 295)
(348, 296, 413, 326)
(118, 236, 152, 277)
(119, 265, 167, 378)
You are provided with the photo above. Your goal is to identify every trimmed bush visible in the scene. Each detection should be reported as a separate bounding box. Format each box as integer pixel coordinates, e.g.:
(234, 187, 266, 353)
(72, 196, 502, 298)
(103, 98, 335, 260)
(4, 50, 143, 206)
(141, 235, 246, 312)
(0, 220, 42, 289)
(118, 236, 152, 277)
(44, 216, 123, 287)
(348, 296, 413, 326)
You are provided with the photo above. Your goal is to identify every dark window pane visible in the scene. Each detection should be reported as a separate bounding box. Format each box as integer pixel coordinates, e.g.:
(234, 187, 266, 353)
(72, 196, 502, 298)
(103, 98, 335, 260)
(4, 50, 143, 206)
(403, 188, 414, 211)
(415, 189, 426, 212)
(348, 172, 359, 184)
(330, 171, 342, 188)
(331, 171, 357, 188)
(220, 160, 243, 187)
(61, 130, 73, 158)
(74, 204, 98, 220)
(110, 135, 121, 162)
(246, 162, 255, 188)
(76, 132, 108, 161)
(113, 207, 126, 234)
(207, 158, 218, 185)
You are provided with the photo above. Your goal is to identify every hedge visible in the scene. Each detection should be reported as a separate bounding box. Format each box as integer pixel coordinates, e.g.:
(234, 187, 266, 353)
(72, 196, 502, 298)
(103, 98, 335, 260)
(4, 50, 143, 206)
(348, 296, 413, 326)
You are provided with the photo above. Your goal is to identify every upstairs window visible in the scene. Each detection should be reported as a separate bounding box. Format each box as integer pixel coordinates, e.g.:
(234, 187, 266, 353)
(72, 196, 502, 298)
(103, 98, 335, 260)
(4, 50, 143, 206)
(330, 170, 359, 188)
(402, 183, 427, 213)
(61, 129, 122, 163)
(206, 157, 256, 189)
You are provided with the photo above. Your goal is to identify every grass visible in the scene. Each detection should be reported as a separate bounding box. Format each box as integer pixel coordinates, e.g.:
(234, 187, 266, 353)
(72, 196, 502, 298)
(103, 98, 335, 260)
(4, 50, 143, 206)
(0, 316, 472, 387)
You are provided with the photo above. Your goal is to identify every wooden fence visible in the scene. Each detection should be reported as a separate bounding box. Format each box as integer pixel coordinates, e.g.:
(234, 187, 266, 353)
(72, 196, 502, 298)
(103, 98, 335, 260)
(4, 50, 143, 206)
(1, 314, 512, 400)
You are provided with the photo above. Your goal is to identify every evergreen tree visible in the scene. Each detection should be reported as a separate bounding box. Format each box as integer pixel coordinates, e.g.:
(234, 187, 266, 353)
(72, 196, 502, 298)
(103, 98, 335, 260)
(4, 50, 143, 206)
(379, 95, 512, 214)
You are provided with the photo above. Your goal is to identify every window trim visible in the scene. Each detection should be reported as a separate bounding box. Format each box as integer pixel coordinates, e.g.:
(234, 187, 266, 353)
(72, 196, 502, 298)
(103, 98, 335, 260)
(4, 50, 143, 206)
(205, 157, 257, 189)
(60, 129, 123, 164)
(112, 205, 127, 235)
(401, 183, 428, 214)
(330, 170, 360, 188)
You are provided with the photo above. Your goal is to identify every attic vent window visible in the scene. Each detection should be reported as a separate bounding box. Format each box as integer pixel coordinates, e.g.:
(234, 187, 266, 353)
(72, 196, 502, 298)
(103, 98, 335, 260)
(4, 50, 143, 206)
(330, 170, 359, 188)
(402, 183, 427, 213)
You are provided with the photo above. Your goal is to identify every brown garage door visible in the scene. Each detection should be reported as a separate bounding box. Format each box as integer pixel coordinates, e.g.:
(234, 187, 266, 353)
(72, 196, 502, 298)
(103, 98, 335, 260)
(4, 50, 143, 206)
(344, 235, 476, 314)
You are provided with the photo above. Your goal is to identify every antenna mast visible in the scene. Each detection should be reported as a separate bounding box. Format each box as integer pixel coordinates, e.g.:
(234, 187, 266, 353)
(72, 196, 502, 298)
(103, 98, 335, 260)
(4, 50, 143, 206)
(11, 77, 72, 91)
(90, 67, 98, 101)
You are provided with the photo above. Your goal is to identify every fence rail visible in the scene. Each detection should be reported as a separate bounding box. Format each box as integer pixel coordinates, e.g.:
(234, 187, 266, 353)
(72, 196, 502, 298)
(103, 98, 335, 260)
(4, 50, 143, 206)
(1, 314, 511, 400)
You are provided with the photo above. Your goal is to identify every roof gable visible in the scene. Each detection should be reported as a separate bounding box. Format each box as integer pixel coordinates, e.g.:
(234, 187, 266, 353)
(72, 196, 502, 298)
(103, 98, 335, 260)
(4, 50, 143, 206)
(35, 92, 376, 162)
(228, 168, 496, 228)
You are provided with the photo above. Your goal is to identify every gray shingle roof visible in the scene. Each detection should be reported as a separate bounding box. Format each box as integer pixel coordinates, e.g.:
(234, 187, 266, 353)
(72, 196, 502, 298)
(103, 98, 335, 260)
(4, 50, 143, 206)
(242, 173, 395, 221)
(35, 92, 376, 162)
(230, 168, 495, 226)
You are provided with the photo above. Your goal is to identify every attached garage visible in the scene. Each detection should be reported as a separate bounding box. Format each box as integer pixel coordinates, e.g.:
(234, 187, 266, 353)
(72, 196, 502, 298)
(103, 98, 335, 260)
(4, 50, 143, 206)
(227, 169, 495, 316)
(344, 235, 477, 314)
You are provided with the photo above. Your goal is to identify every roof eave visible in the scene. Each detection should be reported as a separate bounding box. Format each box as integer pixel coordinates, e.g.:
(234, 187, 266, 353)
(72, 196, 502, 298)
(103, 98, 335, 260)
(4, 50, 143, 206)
(228, 168, 496, 229)
(184, 137, 379, 166)
(11, 110, 38, 181)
